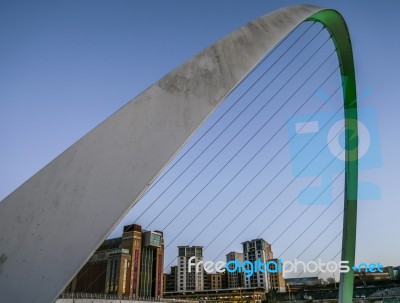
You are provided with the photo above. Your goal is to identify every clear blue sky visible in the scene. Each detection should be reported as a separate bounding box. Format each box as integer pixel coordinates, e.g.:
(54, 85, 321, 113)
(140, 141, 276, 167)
(1, 0, 399, 277)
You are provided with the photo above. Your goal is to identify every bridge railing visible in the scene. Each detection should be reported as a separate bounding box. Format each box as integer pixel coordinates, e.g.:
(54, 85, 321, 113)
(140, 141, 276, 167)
(58, 293, 198, 303)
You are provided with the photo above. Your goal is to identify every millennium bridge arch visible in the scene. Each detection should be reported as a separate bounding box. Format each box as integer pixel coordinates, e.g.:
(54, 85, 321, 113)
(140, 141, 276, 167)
(0, 5, 358, 303)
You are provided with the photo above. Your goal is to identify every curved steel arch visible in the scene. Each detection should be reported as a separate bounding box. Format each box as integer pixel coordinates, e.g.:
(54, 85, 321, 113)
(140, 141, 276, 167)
(307, 10, 358, 303)
(0, 5, 358, 303)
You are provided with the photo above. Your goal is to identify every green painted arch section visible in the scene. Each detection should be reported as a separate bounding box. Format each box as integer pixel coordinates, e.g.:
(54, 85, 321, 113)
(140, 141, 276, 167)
(307, 10, 359, 303)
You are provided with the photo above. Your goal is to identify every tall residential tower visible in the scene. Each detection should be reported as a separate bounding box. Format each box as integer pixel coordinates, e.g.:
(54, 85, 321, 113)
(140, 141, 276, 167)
(242, 239, 273, 289)
(177, 246, 204, 291)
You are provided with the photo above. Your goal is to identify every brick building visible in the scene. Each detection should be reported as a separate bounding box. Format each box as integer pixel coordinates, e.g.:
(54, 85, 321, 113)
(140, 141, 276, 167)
(64, 224, 164, 299)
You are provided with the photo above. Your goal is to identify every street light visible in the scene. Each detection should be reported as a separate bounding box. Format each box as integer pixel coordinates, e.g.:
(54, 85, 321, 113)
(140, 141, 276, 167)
(287, 284, 292, 303)
(238, 287, 243, 303)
